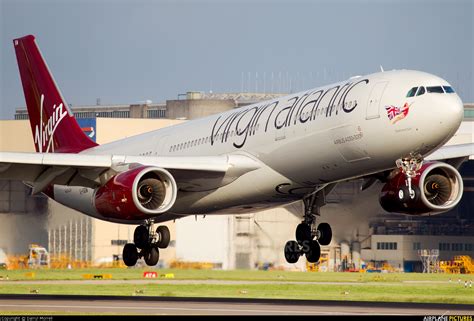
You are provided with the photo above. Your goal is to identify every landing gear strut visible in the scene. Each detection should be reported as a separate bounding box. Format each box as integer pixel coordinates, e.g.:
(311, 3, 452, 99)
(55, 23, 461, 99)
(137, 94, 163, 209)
(284, 189, 333, 264)
(122, 220, 171, 267)
(396, 155, 423, 202)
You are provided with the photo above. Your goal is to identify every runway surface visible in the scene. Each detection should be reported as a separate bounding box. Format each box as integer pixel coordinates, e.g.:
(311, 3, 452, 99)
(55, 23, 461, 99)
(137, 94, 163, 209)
(0, 294, 473, 315)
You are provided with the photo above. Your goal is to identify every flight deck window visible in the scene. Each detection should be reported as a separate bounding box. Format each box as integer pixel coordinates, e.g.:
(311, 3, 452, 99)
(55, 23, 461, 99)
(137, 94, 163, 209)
(406, 87, 418, 97)
(443, 86, 455, 93)
(427, 86, 444, 93)
(416, 86, 425, 96)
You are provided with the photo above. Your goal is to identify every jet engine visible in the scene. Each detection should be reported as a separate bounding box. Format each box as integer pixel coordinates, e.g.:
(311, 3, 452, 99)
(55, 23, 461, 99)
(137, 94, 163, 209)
(94, 166, 177, 218)
(379, 161, 464, 215)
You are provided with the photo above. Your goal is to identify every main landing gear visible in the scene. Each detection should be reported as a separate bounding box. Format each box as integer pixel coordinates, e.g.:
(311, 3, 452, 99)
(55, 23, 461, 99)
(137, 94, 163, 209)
(396, 155, 423, 202)
(122, 220, 171, 267)
(284, 189, 332, 264)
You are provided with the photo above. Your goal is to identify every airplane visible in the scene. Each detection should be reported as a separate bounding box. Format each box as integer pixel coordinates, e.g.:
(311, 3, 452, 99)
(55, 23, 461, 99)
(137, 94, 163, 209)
(1, 34, 473, 267)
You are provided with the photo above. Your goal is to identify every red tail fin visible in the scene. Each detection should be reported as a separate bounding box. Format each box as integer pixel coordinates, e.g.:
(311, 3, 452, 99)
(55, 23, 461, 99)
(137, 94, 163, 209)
(14, 35, 98, 153)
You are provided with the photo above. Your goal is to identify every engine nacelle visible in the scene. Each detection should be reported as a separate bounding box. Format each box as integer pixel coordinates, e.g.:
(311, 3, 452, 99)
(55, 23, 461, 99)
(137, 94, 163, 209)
(379, 161, 464, 215)
(94, 166, 177, 219)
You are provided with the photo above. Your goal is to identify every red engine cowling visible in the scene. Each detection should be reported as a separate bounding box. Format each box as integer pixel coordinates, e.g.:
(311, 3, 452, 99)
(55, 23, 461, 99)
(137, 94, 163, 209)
(94, 166, 177, 220)
(379, 161, 464, 215)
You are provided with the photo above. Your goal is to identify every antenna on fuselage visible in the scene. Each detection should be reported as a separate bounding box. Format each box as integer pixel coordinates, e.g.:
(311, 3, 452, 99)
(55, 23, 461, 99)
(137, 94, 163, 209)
(380, 65, 385, 72)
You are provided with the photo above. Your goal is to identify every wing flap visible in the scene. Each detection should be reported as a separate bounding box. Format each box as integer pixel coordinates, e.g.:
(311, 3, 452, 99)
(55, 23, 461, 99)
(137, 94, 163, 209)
(0, 152, 113, 167)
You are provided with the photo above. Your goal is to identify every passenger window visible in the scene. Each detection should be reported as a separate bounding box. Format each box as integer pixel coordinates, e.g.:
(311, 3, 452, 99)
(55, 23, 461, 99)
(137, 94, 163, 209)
(443, 86, 455, 93)
(406, 87, 418, 97)
(427, 86, 444, 93)
(416, 87, 425, 96)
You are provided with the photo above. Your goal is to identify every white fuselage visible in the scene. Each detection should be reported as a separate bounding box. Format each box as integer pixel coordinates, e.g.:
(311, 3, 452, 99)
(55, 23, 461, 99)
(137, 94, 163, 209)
(59, 70, 464, 222)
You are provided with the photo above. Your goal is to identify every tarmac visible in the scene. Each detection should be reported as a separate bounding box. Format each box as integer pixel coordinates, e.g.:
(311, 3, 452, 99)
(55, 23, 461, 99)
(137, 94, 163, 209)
(0, 294, 473, 315)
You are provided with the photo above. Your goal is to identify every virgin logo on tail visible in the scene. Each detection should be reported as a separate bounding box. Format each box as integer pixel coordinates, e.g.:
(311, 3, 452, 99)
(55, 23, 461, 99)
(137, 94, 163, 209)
(34, 94, 68, 152)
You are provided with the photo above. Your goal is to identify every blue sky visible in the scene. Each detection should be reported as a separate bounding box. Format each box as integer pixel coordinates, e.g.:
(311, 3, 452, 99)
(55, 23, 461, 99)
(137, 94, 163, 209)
(1, 0, 473, 119)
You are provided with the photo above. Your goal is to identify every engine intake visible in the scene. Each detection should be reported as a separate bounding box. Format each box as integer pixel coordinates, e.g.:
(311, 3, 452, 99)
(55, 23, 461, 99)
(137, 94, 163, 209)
(137, 178, 165, 210)
(95, 166, 177, 219)
(379, 161, 464, 215)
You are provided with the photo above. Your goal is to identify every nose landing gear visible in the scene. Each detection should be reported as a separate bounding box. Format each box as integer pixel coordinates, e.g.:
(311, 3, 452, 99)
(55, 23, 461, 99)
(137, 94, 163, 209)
(284, 189, 333, 264)
(396, 155, 423, 202)
(122, 220, 171, 267)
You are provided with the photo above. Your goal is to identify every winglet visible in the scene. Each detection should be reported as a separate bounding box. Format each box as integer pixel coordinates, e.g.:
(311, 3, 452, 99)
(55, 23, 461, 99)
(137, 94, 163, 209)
(14, 35, 98, 153)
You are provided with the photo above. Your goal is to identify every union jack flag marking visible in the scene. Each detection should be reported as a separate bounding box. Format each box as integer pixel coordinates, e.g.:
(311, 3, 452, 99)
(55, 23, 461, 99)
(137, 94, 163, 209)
(385, 105, 400, 120)
(384, 103, 411, 124)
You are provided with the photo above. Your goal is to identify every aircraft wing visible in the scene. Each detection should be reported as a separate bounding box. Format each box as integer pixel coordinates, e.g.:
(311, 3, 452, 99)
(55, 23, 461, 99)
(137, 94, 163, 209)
(0, 152, 261, 193)
(425, 143, 474, 162)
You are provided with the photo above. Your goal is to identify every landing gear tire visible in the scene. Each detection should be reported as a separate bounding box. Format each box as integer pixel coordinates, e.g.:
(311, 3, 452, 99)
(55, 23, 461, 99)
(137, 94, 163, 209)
(284, 240, 300, 264)
(398, 186, 409, 202)
(156, 226, 170, 249)
(411, 185, 420, 201)
(317, 223, 332, 246)
(134, 225, 149, 249)
(305, 240, 321, 263)
(284, 188, 334, 264)
(123, 243, 138, 267)
(295, 223, 312, 245)
(398, 185, 420, 202)
(143, 246, 159, 266)
(396, 156, 423, 203)
(124, 221, 171, 267)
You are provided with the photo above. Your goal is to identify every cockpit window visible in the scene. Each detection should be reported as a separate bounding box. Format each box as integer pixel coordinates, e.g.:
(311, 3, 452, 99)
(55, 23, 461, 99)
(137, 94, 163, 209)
(426, 86, 444, 93)
(443, 86, 455, 93)
(406, 87, 418, 97)
(416, 86, 425, 96)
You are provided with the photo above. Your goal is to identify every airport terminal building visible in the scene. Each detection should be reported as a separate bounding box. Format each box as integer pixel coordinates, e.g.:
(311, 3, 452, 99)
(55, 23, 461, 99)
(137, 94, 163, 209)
(1, 95, 473, 272)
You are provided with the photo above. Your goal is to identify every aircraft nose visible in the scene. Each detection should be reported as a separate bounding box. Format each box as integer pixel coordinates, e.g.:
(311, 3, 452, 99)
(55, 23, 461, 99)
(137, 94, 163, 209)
(431, 94, 464, 141)
(436, 94, 464, 134)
